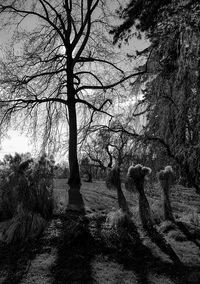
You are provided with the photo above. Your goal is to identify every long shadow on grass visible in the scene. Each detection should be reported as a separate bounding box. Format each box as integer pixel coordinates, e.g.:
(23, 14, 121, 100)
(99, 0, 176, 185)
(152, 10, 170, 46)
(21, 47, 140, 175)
(51, 210, 200, 284)
(175, 221, 200, 250)
(51, 210, 152, 284)
(0, 217, 61, 284)
(113, 234, 200, 284)
(51, 210, 94, 283)
(144, 224, 182, 264)
(0, 241, 35, 284)
(89, 213, 188, 284)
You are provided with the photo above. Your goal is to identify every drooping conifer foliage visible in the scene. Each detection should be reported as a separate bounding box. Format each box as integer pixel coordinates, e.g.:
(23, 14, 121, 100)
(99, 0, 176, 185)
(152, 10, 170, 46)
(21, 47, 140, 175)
(112, 0, 200, 192)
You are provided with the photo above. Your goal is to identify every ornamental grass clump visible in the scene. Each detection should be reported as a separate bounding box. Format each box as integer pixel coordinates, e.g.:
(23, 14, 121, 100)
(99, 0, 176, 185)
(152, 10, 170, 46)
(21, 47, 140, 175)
(28, 154, 54, 219)
(0, 153, 55, 244)
(3, 203, 46, 244)
(0, 153, 27, 220)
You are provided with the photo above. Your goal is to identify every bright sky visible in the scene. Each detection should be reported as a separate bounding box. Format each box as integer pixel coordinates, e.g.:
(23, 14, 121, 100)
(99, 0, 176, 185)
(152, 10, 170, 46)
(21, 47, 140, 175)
(0, 130, 32, 161)
(0, 130, 68, 163)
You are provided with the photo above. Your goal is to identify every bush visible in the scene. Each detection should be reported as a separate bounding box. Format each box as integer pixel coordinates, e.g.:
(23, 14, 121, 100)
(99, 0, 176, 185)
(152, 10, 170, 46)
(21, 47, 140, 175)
(3, 204, 46, 244)
(0, 153, 55, 243)
(27, 154, 54, 219)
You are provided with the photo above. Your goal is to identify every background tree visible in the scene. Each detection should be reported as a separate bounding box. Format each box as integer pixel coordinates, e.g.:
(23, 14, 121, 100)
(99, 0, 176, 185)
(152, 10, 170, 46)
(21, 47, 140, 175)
(112, 0, 200, 192)
(0, 0, 150, 210)
(79, 156, 92, 182)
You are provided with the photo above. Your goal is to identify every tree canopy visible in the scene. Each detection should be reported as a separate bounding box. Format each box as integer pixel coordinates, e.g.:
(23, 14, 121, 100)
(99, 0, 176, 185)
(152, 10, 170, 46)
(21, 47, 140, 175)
(0, 0, 152, 209)
(112, 0, 200, 191)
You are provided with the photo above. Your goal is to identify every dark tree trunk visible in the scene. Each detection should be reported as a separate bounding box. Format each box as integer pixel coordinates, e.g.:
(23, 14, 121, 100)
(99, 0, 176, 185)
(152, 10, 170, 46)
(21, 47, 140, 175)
(162, 186, 174, 222)
(67, 100, 84, 211)
(179, 163, 200, 194)
(117, 184, 130, 214)
(108, 167, 130, 214)
(137, 184, 154, 230)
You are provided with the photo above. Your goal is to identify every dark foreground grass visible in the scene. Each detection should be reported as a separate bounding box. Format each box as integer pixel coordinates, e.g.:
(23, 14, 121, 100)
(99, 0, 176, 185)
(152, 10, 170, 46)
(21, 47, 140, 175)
(1, 211, 200, 284)
(50, 210, 197, 284)
(51, 211, 94, 283)
(1, 180, 200, 283)
(0, 238, 41, 283)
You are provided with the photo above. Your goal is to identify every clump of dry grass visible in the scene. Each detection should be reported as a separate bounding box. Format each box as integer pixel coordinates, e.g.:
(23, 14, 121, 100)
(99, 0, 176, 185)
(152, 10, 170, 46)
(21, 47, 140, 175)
(0, 153, 54, 243)
(150, 199, 164, 224)
(167, 230, 187, 242)
(158, 220, 178, 234)
(106, 209, 127, 228)
(2, 204, 46, 244)
(179, 211, 200, 227)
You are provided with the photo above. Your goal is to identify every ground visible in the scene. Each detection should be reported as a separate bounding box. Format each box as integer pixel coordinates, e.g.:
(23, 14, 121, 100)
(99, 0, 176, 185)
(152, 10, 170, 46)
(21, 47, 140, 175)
(0, 179, 200, 284)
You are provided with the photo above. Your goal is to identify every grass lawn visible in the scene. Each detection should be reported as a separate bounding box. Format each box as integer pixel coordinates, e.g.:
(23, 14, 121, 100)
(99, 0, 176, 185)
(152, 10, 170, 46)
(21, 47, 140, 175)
(0, 179, 200, 283)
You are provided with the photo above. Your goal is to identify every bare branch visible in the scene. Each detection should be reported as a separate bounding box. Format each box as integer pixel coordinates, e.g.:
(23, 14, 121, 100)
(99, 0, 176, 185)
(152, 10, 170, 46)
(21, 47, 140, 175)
(76, 48, 154, 93)
(0, 4, 66, 43)
(78, 56, 125, 74)
(75, 98, 113, 117)
(75, 71, 104, 87)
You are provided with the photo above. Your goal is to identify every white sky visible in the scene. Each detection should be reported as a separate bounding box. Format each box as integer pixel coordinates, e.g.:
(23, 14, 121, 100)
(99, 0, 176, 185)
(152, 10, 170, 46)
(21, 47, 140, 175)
(0, 130, 32, 160)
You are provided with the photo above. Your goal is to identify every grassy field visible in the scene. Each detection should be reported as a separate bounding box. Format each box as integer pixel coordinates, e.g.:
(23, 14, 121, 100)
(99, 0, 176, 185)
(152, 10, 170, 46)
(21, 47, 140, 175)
(0, 179, 200, 283)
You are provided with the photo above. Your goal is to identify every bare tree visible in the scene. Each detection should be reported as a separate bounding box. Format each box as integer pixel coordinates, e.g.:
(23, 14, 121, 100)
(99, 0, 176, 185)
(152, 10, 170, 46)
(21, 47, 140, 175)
(0, 0, 150, 211)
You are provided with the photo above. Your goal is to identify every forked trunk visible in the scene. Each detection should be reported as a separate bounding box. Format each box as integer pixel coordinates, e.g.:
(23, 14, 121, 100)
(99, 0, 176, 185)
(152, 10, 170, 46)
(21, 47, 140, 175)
(67, 100, 84, 211)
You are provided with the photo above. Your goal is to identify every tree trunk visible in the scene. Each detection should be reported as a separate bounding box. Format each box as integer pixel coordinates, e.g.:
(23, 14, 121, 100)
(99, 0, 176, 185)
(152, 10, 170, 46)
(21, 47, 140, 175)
(117, 184, 130, 214)
(162, 186, 174, 222)
(138, 185, 154, 230)
(67, 100, 84, 211)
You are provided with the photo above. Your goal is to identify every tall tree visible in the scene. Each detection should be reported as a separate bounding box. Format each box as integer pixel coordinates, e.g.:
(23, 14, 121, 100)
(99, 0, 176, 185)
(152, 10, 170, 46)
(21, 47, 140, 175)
(112, 0, 200, 191)
(0, 0, 149, 210)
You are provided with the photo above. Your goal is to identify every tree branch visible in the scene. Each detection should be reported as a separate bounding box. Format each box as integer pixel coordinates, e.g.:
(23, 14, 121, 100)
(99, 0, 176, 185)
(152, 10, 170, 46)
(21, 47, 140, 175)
(76, 98, 112, 117)
(77, 56, 125, 74)
(76, 48, 153, 93)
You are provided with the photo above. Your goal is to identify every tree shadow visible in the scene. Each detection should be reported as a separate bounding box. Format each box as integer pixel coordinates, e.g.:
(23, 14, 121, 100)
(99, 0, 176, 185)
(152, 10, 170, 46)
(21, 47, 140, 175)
(51, 209, 152, 284)
(51, 211, 94, 283)
(143, 224, 182, 265)
(175, 221, 200, 250)
(51, 210, 200, 284)
(0, 240, 37, 284)
(67, 185, 85, 212)
(85, 212, 163, 284)
(113, 233, 200, 284)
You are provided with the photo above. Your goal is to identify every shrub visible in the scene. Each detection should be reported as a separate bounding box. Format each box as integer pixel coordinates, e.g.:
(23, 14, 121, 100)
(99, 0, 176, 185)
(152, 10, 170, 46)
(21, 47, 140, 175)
(3, 204, 46, 244)
(0, 155, 24, 220)
(0, 153, 55, 243)
(27, 154, 54, 219)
